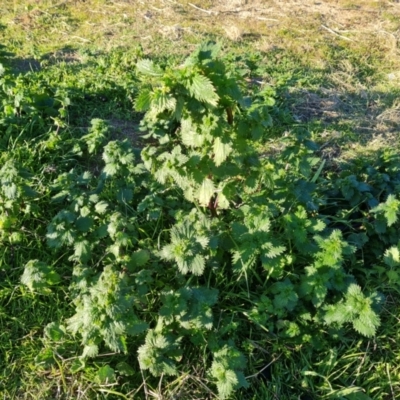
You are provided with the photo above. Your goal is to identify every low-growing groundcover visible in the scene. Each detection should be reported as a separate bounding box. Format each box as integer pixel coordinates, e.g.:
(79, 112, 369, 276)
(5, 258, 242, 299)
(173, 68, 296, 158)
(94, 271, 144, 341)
(1, 41, 400, 399)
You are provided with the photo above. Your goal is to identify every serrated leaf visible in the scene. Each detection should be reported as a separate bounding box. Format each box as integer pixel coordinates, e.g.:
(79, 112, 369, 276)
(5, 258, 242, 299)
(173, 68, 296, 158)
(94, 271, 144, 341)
(285, 322, 301, 337)
(198, 178, 215, 206)
(384, 246, 400, 267)
(125, 320, 149, 336)
(73, 240, 91, 262)
(95, 201, 109, 215)
(151, 90, 176, 113)
(22, 185, 38, 198)
(180, 118, 204, 148)
(387, 270, 399, 282)
(82, 344, 99, 358)
(188, 74, 219, 106)
(135, 89, 152, 111)
(4, 183, 17, 199)
(373, 194, 400, 227)
(95, 223, 108, 238)
(103, 162, 118, 176)
(136, 59, 163, 76)
(118, 187, 133, 203)
(189, 254, 206, 276)
(130, 249, 150, 268)
(213, 137, 232, 166)
(197, 41, 221, 61)
(217, 190, 230, 209)
(21, 260, 61, 295)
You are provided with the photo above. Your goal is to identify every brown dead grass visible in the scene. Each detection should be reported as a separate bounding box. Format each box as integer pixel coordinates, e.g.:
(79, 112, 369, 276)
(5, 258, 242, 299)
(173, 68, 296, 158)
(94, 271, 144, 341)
(2, 0, 399, 58)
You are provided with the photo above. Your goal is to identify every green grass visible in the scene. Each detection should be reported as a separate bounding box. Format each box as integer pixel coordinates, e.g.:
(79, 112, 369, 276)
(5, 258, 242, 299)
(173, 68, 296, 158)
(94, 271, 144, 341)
(1, 1, 400, 399)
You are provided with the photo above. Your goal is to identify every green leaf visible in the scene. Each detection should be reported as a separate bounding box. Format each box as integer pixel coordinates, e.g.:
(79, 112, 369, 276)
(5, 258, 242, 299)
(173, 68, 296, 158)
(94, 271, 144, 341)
(130, 249, 150, 268)
(95, 201, 109, 215)
(180, 118, 205, 148)
(373, 194, 400, 227)
(73, 240, 91, 262)
(118, 187, 133, 203)
(217, 190, 230, 209)
(70, 358, 86, 374)
(35, 348, 55, 368)
(198, 178, 215, 206)
(188, 254, 206, 276)
(151, 90, 177, 113)
(285, 322, 301, 337)
(135, 89, 152, 111)
(384, 246, 400, 267)
(213, 137, 232, 166)
(353, 318, 377, 337)
(21, 260, 61, 295)
(137, 330, 182, 376)
(4, 183, 17, 199)
(387, 270, 399, 282)
(188, 74, 219, 106)
(136, 59, 163, 76)
(75, 216, 94, 232)
(196, 41, 221, 61)
(95, 365, 116, 385)
(44, 322, 66, 341)
(116, 361, 135, 376)
(82, 344, 99, 358)
(210, 345, 248, 399)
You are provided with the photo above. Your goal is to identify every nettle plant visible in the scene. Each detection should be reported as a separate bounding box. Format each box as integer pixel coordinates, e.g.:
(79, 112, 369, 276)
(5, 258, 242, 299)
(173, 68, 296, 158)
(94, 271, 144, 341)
(132, 42, 384, 395)
(19, 42, 396, 398)
(136, 42, 274, 214)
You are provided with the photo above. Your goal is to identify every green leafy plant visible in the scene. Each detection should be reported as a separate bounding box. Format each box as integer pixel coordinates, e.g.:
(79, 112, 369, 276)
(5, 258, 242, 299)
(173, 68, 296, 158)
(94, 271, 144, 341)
(81, 118, 110, 155)
(136, 41, 274, 214)
(11, 41, 400, 399)
(20, 260, 61, 295)
(323, 284, 383, 337)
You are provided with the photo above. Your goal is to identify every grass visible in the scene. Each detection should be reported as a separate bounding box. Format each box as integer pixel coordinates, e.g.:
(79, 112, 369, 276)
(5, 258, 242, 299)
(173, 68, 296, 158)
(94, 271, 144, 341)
(1, 0, 400, 399)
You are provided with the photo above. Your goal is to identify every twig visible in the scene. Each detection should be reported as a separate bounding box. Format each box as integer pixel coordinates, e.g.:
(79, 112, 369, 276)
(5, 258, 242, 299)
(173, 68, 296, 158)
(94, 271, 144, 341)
(321, 24, 354, 42)
(66, 35, 91, 43)
(188, 2, 215, 15)
(245, 353, 282, 379)
(140, 368, 150, 400)
(247, 339, 270, 355)
(188, 374, 218, 397)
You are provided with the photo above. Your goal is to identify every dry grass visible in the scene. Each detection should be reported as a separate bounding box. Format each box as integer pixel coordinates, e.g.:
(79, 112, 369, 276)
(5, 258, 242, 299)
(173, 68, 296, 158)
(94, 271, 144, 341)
(2, 0, 399, 58)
